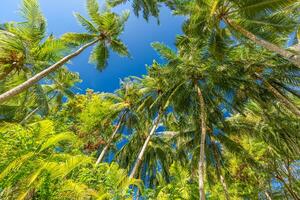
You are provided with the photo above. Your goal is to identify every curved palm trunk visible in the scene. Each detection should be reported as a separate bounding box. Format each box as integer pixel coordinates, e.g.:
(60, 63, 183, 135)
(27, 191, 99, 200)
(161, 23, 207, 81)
(211, 140, 230, 200)
(0, 39, 99, 103)
(253, 73, 300, 116)
(96, 113, 125, 164)
(195, 82, 207, 200)
(129, 111, 162, 179)
(275, 175, 300, 200)
(264, 81, 300, 117)
(225, 19, 300, 68)
(264, 191, 272, 200)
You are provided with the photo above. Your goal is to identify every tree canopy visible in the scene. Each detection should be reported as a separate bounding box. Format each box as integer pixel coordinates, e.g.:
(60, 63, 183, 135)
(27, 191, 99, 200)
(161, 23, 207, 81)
(0, 0, 299, 199)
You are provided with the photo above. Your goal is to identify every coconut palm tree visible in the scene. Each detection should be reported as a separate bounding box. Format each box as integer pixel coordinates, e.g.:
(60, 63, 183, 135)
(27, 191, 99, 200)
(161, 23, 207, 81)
(0, 31, 26, 80)
(226, 101, 300, 199)
(128, 72, 166, 179)
(41, 68, 81, 113)
(187, 0, 300, 67)
(113, 64, 178, 181)
(150, 38, 269, 199)
(210, 137, 230, 200)
(116, 112, 174, 187)
(95, 78, 141, 164)
(151, 40, 215, 199)
(0, 0, 130, 103)
(0, 0, 60, 81)
(225, 43, 300, 117)
(107, 0, 161, 20)
(0, 0, 67, 119)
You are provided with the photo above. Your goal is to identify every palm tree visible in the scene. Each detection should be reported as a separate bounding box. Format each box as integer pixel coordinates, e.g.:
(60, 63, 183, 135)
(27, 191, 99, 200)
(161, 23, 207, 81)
(0, 0, 54, 81)
(0, 31, 26, 80)
(151, 41, 212, 199)
(107, 0, 161, 20)
(187, 0, 300, 67)
(128, 110, 163, 179)
(195, 81, 207, 200)
(210, 138, 230, 200)
(225, 43, 300, 117)
(118, 65, 178, 181)
(227, 101, 300, 199)
(0, 0, 130, 103)
(42, 68, 81, 113)
(128, 71, 167, 179)
(151, 39, 264, 199)
(95, 78, 141, 164)
(117, 112, 174, 187)
(0, 0, 67, 118)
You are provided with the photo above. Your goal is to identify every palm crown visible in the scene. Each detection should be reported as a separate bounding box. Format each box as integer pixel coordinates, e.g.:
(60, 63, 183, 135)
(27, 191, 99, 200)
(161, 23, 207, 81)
(185, 0, 300, 65)
(0, 0, 65, 79)
(62, 0, 130, 70)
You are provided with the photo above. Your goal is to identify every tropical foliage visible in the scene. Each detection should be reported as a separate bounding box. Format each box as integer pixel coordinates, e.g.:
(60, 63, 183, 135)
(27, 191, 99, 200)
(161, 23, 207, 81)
(0, 0, 299, 199)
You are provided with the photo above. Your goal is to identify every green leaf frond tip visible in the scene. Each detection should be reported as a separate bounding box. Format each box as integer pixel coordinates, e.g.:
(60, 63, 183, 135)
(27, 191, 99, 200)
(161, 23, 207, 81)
(73, 12, 98, 34)
(89, 42, 109, 70)
(39, 132, 80, 152)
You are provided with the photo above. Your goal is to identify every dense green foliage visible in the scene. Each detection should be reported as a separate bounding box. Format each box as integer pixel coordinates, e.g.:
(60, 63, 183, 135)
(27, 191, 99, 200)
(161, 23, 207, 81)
(0, 0, 299, 199)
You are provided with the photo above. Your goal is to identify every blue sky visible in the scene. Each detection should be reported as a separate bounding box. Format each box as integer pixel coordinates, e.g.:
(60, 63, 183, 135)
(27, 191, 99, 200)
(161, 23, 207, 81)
(0, 0, 184, 93)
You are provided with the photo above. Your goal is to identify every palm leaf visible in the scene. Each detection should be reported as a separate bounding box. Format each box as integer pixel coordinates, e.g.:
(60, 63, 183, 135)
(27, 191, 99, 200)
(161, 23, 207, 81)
(89, 42, 109, 70)
(74, 12, 98, 34)
(39, 132, 78, 152)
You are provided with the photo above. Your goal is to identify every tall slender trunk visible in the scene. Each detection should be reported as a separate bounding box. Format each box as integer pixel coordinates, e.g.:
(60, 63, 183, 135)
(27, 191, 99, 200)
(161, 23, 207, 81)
(264, 191, 272, 200)
(253, 73, 300, 117)
(195, 82, 207, 200)
(264, 81, 300, 117)
(136, 189, 140, 200)
(20, 107, 39, 125)
(0, 39, 99, 103)
(129, 110, 162, 179)
(20, 91, 59, 125)
(211, 140, 230, 200)
(96, 113, 125, 164)
(275, 175, 300, 200)
(225, 19, 300, 68)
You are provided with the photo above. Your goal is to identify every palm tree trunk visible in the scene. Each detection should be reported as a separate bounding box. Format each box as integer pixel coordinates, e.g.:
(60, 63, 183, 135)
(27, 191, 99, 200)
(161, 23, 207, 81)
(0, 39, 99, 103)
(264, 191, 272, 200)
(136, 189, 140, 200)
(253, 73, 300, 116)
(20, 107, 39, 125)
(211, 140, 230, 200)
(225, 19, 300, 68)
(96, 113, 125, 164)
(264, 81, 300, 117)
(275, 175, 300, 200)
(195, 82, 207, 200)
(129, 110, 162, 179)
